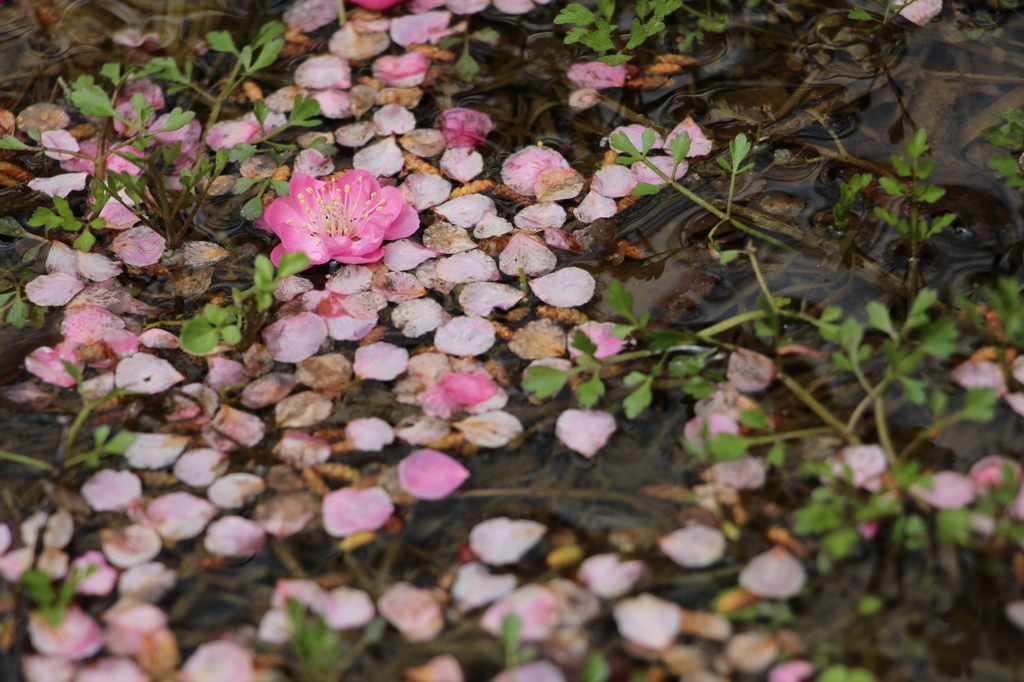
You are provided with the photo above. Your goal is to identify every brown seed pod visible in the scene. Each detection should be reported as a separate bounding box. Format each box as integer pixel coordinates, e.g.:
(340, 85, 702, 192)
(505, 307, 530, 323)
(200, 555, 231, 570)
(0, 161, 33, 184)
(654, 54, 701, 66)
(625, 76, 674, 90)
(358, 76, 385, 90)
(616, 194, 643, 212)
(449, 179, 496, 199)
(340, 531, 377, 551)
(403, 151, 442, 176)
(283, 29, 318, 48)
(484, 359, 511, 388)
(261, 190, 277, 208)
(644, 62, 684, 75)
(330, 440, 356, 454)
(241, 81, 264, 102)
(408, 43, 456, 61)
(494, 183, 533, 204)
(67, 123, 95, 140)
(491, 321, 514, 341)
(475, 234, 512, 257)
(301, 467, 331, 496)
(616, 239, 645, 260)
(424, 432, 467, 451)
(273, 165, 292, 182)
(766, 527, 808, 559)
(358, 325, 388, 346)
(311, 427, 348, 441)
(35, 3, 61, 29)
(312, 462, 361, 482)
(601, 149, 619, 168)
(537, 306, 588, 325)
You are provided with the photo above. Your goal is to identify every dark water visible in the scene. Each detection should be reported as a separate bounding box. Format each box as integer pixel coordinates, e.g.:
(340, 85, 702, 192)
(3, 0, 1024, 679)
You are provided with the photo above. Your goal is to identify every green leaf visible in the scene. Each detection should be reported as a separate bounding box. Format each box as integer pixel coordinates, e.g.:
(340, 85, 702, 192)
(241, 194, 265, 221)
(599, 53, 633, 66)
(206, 30, 238, 54)
(623, 377, 653, 418)
(288, 95, 322, 128)
(962, 388, 997, 423)
(522, 366, 569, 398)
(252, 38, 284, 72)
(606, 280, 636, 323)
(670, 131, 691, 166)
(277, 250, 311, 279)
(632, 182, 662, 195)
(848, 6, 873, 20)
(69, 78, 116, 118)
(0, 135, 32, 150)
(728, 133, 751, 169)
(918, 184, 945, 203)
(708, 433, 748, 460)
(7, 296, 27, 328)
(102, 430, 136, 455)
(626, 19, 648, 50)
(866, 300, 893, 335)
(73, 229, 95, 252)
(99, 62, 123, 85)
(576, 373, 605, 408)
(878, 176, 905, 197)
(159, 108, 195, 132)
(766, 440, 786, 466)
(471, 28, 501, 45)
(581, 651, 611, 682)
(219, 324, 242, 345)
(597, 0, 615, 19)
(580, 29, 616, 53)
(891, 155, 912, 177)
(937, 508, 971, 545)
(901, 377, 926, 404)
(667, 354, 704, 377)
(455, 49, 480, 82)
(856, 595, 883, 616)
(571, 329, 598, 358)
(822, 527, 860, 559)
(906, 128, 929, 159)
(555, 4, 596, 25)
(180, 317, 219, 355)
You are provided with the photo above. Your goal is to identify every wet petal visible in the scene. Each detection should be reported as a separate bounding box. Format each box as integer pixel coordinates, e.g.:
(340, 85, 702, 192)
(263, 312, 328, 363)
(347, 417, 395, 451)
(435, 316, 496, 356)
(180, 641, 254, 682)
(378, 582, 444, 642)
(578, 554, 645, 599)
(392, 298, 451, 337)
(436, 250, 501, 284)
(499, 232, 556, 276)
(452, 562, 517, 612)
(469, 517, 546, 565)
(25, 273, 83, 307)
(613, 593, 682, 651)
(659, 524, 727, 568)
(355, 341, 410, 380)
(529, 267, 595, 307)
(204, 516, 266, 558)
(398, 448, 470, 499)
(322, 486, 394, 537)
(738, 547, 806, 600)
(115, 353, 184, 394)
(555, 409, 616, 458)
(110, 226, 166, 267)
(435, 194, 497, 228)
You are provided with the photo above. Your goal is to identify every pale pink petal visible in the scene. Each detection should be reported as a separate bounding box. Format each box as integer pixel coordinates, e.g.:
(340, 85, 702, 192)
(514, 201, 566, 230)
(435, 194, 497, 228)
(207, 473, 266, 509)
(492, 661, 565, 682)
(294, 148, 335, 177)
(109, 226, 166, 267)
(378, 582, 444, 642)
(62, 305, 124, 344)
(383, 240, 440, 273)
(439, 107, 492, 149)
(611, 124, 664, 151)
(554, 409, 616, 457)
(204, 405, 266, 450)
(325, 315, 377, 341)
(592, 164, 637, 198)
(329, 22, 391, 61)
(322, 486, 394, 537)
(969, 455, 1022, 490)
(665, 116, 714, 157)
(41, 129, 80, 161)
(830, 444, 887, 491)
(275, 391, 333, 428)
(285, 0, 338, 32)
(469, 517, 546, 565)
(454, 410, 522, 447)
(578, 554, 645, 599)
(373, 52, 430, 88)
(295, 55, 351, 90)
(174, 448, 229, 487)
(263, 312, 328, 363)
(480, 585, 558, 641)
(254, 493, 316, 538)
(124, 433, 189, 469)
(274, 430, 331, 467)
(204, 356, 247, 391)
(115, 353, 184, 394)
(205, 118, 262, 151)
(28, 606, 103, 660)
(204, 516, 266, 558)
(374, 103, 417, 136)
(143, 491, 217, 541)
(768, 660, 815, 682)
(443, 370, 498, 406)
(46, 240, 77, 275)
(320, 587, 377, 629)
(499, 232, 556, 276)
(452, 562, 517, 612)
(400, 174, 453, 212)
(76, 251, 123, 281)
(567, 321, 626, 360)
(25, 273, 84, 307)
(336, 120, 376, 147)
(436, 251, 501, 284)
(910, 471, 976, 509)
(81, 469, 142, 512)
(631, 156, 687, 185)
(473, 211, 513, 239)
(435, 316, 495, 356)
(683, 412, 739, 446)
(444, 0, 489, 12)
(441, 148, 484, 184)
(952, 360, 1006, 396)
(29, 172, 89, 198)
(896, 0, 942, 25)
(25, 344, 79, 387)
(395, 414, 451, 444)
(573, 190, 618, 223)
(659, 524, 726, 568)
(346, 417, 395, 451)
(101, 525, 162, 568)
(727, 348, 776, 392)
(398, 448, 470, 500)
(23, 656, 76, 682)
(73, 657, 150, 682)
(374, 271, 426, 303)
(309, 89, 352, 119)
(567, 61, 627, 89)
(240, 372, 299, 408)
(180, 641, 254, 682)
(390, 10, 452, 46)
(613, 593, 682, 651)
(392, 298, 451, 337)
(117, 562, 177, 602)
(738, 547, 807, 600)
(407, 655, 464, 682)
(355, 341, 409, 380)
(354, 136, 404, 177)
(709, 455, 767, 490)
(568, 87, 602, 110)
(458, 282, 523, 317)
(501, 146, 571, 197)
(138, 328, 179, 349)
(529, 267, 595, 308)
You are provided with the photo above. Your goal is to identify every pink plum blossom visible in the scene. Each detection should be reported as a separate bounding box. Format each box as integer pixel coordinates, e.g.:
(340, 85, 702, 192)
(398, 448, 470, 500)
(578, 554, 645, 599)
(322, 486, 394, 537)
(592, 164, 638, 198)
(555, 409, 616, 458)
(459, 282, 524, 317)
(285, 0, 338, 32)
(480, 585, 559, 641)
(205, 111, 286, 151)
(439, 108, 492, 149)
(492, 661, 566, 682)
(441, 148, 484, 184)
(263, 170, 419, 266)
(613, 593, 682, 651)
(452, 562, 517, 611)
(294, 148, 335, 177)
(470, 517, 547, 565)
(514, 202, 566, 230)
(29, 606, 103, 660)
(659, 524, 727, 568)
(374, 104, 417, 136)
(384, 239, 440, 271)
(29, 172, 89, 198)
(378, 582, 445, 642)
(25, 344, 80, 387)
(501, 146, 572, 197)
(204, 516, 267, 558)
(180, 641, 254, 682)
(738, 547, 807, 599)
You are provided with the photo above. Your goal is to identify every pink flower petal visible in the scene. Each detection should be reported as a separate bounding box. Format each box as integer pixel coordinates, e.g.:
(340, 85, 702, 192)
(529, 267, 595, 308)
(896, 0, 941, 25)
(458, 282, 524, 317)
(329, 22, 391, 61)
(81, 469, 142, 512)
(499, 232, 556, 276)
(534, 168, 583, 203)
(208, 473, 266, 509)
(659, 524, 727, 568)
(578, 554, 645, 599)
(454, 410, 522, 447)
(554, 409, 616, 457)
(310, 88, 353, 121)
(383, 239, 441, 272)
(28, 606, 103, 660)
(480, 585, 559, 641)
(322, 486, 394, 537)
(400, 174, 453, 212)
(295, 55, 351, 90)
(567, 61, 627, 89)
(592, 164, 637, 198)
(355, 341, 409, 380)
(573, 190, 618, 223)
(101, 525, 162, 568)
(115, 353, 184, 394)
(568, 87, 602, 110)
(321, 586, 377, 629)
(275, 391, 333, 428)
(910, 471, 976, 509)
(204, 356, 247, 391)
(273, 430, 331, 467)
(665, 116, 714, 157)
(501, 146, 571, 197)
(473, 211, 513, 239)
(118, 561, 177, 602)
(28, 172, 89, 198)
(452, 562, 517, 611)
(969, 454, 1022, 490)
(204, 515, 266, 558)
(400, 128, 447, 157)
(951, 359, 1006, 395)
(435, 316, 496, 356)
(441, 148, 484, 184)
(709, 455, 767, 490)
(611, 124, 664, 151)
(204, 405, 266, 450)
(76, 251, 123, 281)
(109, 226, 166, 266)
(435, 194, 497, 228)
(395, 414, 451, 445)
(25, 344, 79, 387)
(739, 547, 807, 600)
(567, 321, 626, 360)
(392, 298, 451, 337)
(294, 148, 335, 177)
(398, 448, 470, 500)
(374, 103, 417, 136)
(263, 312, 328, 363)
(439, 107, 492, 149)
(180, 641, 254, 682)
(285, 0, 338, 32)
(373, 52, 430, 88)
(436, 250, 501, 284)
(25, 272, 84, 307)
(335, 120, 375, 147)
(72, 657, 150, 682)
(174, 448, 229, 487)
(492, 661, 565, 682)
(613, 593, 682, 651)
(143, 491, 218, 541)
(390, 10, 452, 46)
(684, 412, 739, 446)
(139, 328, 179, 349)
(631, 156, 687, 185)
(407, 655, 464, 682)
(727, 348, 776, 392)
(353, 136, 405, 177)
(469, 517, 546, 565)
(830, 444, 887, 490)
(768, 660, 816, 682)
(378, 582, 444, 642)
(514, 201, 566, 231)
(347, 417, 395, 451)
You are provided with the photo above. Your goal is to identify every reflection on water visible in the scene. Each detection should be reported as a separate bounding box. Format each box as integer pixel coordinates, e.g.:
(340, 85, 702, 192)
(2, 0, 1024, 679)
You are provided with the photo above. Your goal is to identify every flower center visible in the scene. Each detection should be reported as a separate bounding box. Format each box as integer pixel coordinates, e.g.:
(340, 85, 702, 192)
(292, 176, 388, 240)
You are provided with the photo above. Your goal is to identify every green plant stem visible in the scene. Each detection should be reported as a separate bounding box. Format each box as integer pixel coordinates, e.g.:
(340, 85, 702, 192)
(873, 396, 899, 465)
(0, 450, 55, 471)
(744, 426, 837, 446)
(336, 0, 346, 26)
(778, 371, 860, 443)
